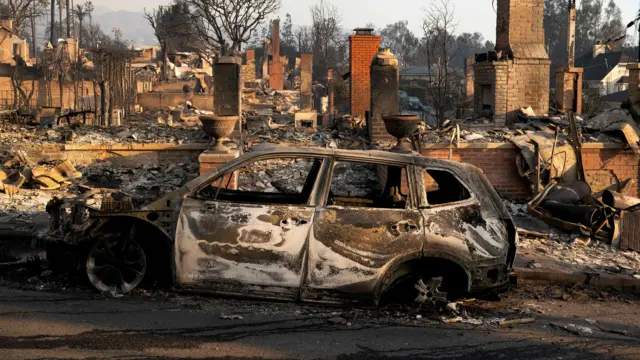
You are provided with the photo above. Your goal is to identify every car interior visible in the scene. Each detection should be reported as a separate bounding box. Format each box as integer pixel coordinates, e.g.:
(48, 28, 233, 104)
(327, 163, 408, 209)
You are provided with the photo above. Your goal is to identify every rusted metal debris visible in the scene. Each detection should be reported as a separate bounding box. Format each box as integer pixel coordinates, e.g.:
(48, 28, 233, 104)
(46, 146, 517, 303)
(529, 178, 640, 252)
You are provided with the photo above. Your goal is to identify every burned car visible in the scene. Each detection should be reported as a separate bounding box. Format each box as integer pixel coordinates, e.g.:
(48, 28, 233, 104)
(47, 146, 516, 305)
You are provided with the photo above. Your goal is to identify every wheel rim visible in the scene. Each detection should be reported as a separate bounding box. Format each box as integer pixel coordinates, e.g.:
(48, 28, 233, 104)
(414, 277, 448, 306)
(86, 236, 146, 294)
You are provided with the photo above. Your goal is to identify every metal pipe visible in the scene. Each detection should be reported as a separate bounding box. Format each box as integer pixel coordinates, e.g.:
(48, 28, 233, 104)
(602, 190, 640, 211)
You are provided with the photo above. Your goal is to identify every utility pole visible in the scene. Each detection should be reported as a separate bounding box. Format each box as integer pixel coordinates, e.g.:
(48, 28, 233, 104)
(59, 0, 63, 40)
(50, 0, 55, 45)
(66, 0, 71, 38)
(30, 6, 36, 58)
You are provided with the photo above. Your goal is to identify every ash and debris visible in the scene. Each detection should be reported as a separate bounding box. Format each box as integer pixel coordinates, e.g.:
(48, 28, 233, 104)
(0, 116, 209, 145)
(237, 158, 314, 193)
(505, 200, 640, 277)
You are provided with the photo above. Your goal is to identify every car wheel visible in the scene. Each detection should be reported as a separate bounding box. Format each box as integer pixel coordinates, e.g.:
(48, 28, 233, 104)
(86, 235, 146, 294)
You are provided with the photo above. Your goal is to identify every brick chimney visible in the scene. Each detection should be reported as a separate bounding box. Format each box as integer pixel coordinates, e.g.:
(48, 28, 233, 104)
(474, 0, 550, 124)
(0, 18, 13, 32)
(246, 49, 255, 63)
(349, 28, 381, 118)
(496, 0, 545, 54)
(269, 20, 283, 90)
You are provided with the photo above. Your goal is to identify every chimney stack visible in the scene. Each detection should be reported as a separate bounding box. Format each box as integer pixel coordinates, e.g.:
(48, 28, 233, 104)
(593, 41, 607, 58)
(567, 1, 577, 67)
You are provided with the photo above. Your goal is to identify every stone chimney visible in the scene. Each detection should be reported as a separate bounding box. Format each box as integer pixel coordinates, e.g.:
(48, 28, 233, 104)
(349, 28, 381, 118)
(369, 48, 399, 143)
(567, 1, 577, 67)
(593, 41, 607, 58)
(465, 58, 474, 98)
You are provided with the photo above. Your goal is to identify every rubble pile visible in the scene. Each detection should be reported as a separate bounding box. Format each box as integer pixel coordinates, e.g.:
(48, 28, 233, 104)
(238, 158, 314, 193)
(248, 89, 300, 113)
(518, 233, 640, 276)
(0, 121, 209, 145)
(506, 199, 640, 277)
(247, 124, 368, 150)
(81, 161, 199, 206)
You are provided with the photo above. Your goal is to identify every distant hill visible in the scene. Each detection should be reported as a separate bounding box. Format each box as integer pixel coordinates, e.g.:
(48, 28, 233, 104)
(93, 10, 157, 46)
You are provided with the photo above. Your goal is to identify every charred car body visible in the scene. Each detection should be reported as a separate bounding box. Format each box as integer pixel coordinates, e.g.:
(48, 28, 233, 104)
(47, 146, 517, 305)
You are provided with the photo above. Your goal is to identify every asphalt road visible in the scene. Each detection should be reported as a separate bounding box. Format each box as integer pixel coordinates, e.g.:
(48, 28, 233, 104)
(1, 279, 640, 360)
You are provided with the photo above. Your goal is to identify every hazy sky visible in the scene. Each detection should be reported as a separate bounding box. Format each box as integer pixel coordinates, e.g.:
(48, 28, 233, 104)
(92, 0, 638, 42)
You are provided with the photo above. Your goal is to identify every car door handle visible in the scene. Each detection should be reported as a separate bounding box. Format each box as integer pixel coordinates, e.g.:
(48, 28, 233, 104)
(281, 218, 309, 226)
(391, 221, 420, 233)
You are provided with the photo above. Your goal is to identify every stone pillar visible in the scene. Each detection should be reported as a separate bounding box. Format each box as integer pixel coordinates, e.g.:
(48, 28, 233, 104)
(349, 28, 382, 118)
(327, 68, 335, 118)
(465, 58, 474, 98)
(567, 3, 577, 67)
(300, 54, 313, 110)
(200, 56, 242, 188)
(269, 20, 283, 90)
(369, 48, 399, 143)
(213, 56, 242, 117)
(198, 150, 240, 190)
(555, 67, 583, 114)
(262, 39, 271, 81)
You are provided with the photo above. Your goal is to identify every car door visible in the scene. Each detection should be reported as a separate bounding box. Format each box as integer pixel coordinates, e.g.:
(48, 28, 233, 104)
(174, 155, 326, 300)
(301, 159, 424, 304)
(418, 166, 509, 263)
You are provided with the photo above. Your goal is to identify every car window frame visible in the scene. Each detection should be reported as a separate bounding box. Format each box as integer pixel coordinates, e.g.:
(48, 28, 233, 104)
(320, 157, 417, 210)
(418, 165, 477, 209)
(189, 154, 330, 207)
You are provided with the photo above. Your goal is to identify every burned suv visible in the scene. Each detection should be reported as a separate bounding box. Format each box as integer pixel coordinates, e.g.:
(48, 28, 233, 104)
(47, 146, 516, 305)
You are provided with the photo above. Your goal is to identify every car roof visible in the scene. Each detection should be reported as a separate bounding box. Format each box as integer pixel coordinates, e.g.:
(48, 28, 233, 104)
(246, 144, 470, 169)
(188, 145, 481, 192)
